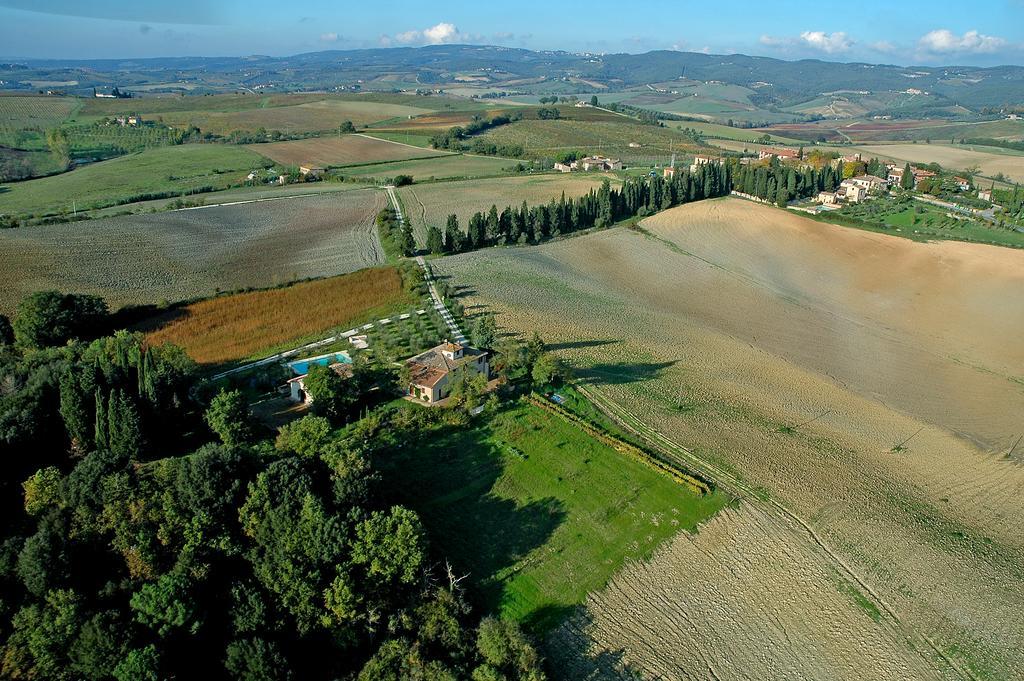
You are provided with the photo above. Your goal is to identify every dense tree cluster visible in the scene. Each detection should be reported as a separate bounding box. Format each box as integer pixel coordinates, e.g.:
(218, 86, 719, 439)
(0, 292, 547, 680)
(435, 163, 731, 253)
(376, 207, 416, 259)
(728, 156, 845, 206)
(430, 113, 521, 152)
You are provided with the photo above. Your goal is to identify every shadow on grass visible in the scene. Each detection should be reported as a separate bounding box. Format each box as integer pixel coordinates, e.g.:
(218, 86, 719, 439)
(577, 360, 677, 386)
(377, 424, 567, 616)
(522, 603, 578, 634)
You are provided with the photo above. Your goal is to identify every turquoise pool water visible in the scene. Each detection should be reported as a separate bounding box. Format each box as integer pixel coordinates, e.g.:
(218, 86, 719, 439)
(288, 352, 351, 375)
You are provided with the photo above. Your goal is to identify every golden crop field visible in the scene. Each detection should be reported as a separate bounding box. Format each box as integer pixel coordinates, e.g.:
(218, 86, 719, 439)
(143, 266, 411, 365)
(251, 134, 448, 168)
(435, 198, 1024, 680)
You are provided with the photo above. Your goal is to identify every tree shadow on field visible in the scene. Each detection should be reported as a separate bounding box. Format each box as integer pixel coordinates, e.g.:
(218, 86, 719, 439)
(577, 360, 677, 386)
(547, 339, 619, 351)
(543, 608, 647, 680)
(376, 424, 567, 617)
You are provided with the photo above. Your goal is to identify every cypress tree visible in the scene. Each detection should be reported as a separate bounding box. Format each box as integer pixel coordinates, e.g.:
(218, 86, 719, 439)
(94, 388, 108, 451)
(108, 389, 142, 460)
(425, 226, 444, 255)
(444, 214, 461, 253)
(59, 370, 92, 454)
(900, 162, 915, 190)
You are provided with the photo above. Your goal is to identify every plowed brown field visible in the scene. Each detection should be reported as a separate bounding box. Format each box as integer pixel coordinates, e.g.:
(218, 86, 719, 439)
(435, 198, 1024, 680)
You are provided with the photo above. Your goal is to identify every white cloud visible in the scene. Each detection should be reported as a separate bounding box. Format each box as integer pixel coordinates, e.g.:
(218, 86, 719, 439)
(760, 31, 853, 55)
(799, 30, 853, 53)
(388, 22, 465, 46)
(319, 32, 338, 43)
(423, 22, 458, 44)
(759, 35, 788, 48)
(869, 40, 897, 53)
(918, 29, 1006, 54)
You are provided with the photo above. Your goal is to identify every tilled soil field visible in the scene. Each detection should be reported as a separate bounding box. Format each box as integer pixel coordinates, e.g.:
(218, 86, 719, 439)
(435, 198, 1024, 680)
(548, 504, 956, 680)
(0, 188, 386, 313)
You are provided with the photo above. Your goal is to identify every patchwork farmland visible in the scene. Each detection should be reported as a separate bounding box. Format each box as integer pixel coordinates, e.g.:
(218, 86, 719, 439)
(1, 144, 271, 218)
(337, 154, 514, 182)
(435, 198, 1024, 680)
(251, 134, 449, 168)
(475, 119, 701, 164)
(0, 188, 386, 313)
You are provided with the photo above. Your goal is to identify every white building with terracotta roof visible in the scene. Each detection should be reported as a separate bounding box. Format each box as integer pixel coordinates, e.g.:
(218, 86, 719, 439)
(406, 341, 489, 404)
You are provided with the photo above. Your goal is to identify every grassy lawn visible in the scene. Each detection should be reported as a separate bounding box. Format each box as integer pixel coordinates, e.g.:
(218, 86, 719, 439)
(377, 399, 728, 632)
(1, 144, 271, 217)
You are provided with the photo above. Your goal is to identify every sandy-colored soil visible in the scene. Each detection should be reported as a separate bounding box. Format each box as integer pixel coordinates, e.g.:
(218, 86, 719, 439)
(251, 134, 446, 168)
(436, 197, 1024, 680)
(0, 189, 385, 313)
(855, 143, 1024, 183)
(549, 505, 954, 680)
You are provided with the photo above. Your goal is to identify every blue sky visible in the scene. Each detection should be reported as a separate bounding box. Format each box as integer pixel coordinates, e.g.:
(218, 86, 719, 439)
(2, 0, 1023, 66)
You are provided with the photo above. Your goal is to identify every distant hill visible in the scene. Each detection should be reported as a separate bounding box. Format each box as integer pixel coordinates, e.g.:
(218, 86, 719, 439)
(5, 45, 1024, 110)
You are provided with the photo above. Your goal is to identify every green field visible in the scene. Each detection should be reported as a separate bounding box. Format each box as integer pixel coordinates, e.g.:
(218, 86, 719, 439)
(670, 120, 805, 144)
(0, 94, 79, 128)
(817, 196, 1024, 249)
(476, 119, 700, 163)
(153, 99, 432, 135)
(378, 399, 727, 631)
(361, 130, 438, 148)
(336, 153, 514, 181)
(1, 144, 270, 217)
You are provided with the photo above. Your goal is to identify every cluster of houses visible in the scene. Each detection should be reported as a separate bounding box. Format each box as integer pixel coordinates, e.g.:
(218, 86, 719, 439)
(661, 153, 723, 179)
(813, 160, 984, 207)
(110, 115, 141, 127)
(758, 148, 801, 161)
(817, 174, 888, 205)
(286, 340, 490, 407)
(554, 155, 623, 173)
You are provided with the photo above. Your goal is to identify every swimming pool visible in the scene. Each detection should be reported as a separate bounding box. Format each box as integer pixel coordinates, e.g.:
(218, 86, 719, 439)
(287, 351, 351, 375)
